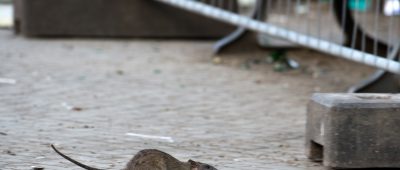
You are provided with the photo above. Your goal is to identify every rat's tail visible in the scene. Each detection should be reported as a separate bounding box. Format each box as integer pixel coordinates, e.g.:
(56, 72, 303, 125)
(51, 144, 103, 170)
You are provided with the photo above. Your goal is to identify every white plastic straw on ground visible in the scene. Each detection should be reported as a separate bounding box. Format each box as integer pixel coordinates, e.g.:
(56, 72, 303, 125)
(125, 133, 175, 143)
(158, 0, 400, 74)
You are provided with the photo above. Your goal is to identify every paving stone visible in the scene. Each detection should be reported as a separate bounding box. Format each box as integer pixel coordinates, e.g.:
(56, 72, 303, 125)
(0, 29, 372, 170)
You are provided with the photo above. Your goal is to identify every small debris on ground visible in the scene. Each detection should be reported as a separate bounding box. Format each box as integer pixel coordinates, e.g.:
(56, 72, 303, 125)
(61, 102, 73, 110)
(0, 132, 7, 135)
(267, 50, 300, 72)
(31, 166, 44, 170)
(61, 102, 83, 111)
(72, 107, 83, 111)
(287, 58, 300, 69)
(212, 56, 222, 64)
(269, 50, 286, 63)
(5, 150, 16, 156)
(83, 125, 94, 129)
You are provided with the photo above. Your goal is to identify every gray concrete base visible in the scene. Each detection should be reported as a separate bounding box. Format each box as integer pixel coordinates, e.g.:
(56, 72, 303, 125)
(306, 93, 400, 168)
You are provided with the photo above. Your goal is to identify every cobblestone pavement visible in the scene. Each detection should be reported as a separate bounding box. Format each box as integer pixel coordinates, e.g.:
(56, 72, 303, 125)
(0, 30, 372, 170)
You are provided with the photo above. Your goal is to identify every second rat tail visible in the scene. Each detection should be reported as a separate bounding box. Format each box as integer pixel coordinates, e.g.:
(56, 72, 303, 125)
(51, 144, 103, 170)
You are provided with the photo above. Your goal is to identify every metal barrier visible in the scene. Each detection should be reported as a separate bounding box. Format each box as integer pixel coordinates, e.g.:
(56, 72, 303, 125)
(158, 0, 400, 72)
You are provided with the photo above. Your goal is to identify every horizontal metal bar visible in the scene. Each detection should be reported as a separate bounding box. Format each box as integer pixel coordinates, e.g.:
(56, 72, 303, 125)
(158, 0, 400, 74)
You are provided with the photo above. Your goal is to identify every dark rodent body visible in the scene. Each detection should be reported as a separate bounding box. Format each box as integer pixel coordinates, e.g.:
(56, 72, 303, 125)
(51, 144, 217, 170)
(125, 149, 190, 170)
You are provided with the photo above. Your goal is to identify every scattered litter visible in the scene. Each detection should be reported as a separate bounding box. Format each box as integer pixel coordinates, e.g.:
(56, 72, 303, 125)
(287, 59, 299, 69)
(72, 107, 83, 111)
(61, 102, 73, 110)
(125, 133, 174, 143)
(83, 125, 94, 129)
(66, 126, 76, 129)
(5, 150, 16, 156)
(31, 166, 44, 170)
(0, 78, 16, 84)
(0, 132, 7, 136)
(212, 57, 222, 64)
(61, 102, 83, 111)
(267, 50, 300, 72)
(269, 50, 287, 63)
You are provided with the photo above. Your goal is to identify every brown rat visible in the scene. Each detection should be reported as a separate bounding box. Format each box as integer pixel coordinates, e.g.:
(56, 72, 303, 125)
(51, 144, 217, 170)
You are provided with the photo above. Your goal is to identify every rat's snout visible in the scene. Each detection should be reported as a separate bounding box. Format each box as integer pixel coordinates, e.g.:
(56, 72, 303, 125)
(198, 163, 218, 170)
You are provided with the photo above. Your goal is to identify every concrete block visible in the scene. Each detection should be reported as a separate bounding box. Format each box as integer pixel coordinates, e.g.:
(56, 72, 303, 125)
(306, 93, 400, 168)
(13, 0, 236, 38)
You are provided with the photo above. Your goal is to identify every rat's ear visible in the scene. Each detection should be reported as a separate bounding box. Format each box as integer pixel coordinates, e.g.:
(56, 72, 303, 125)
(188, 159, 197, 168)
